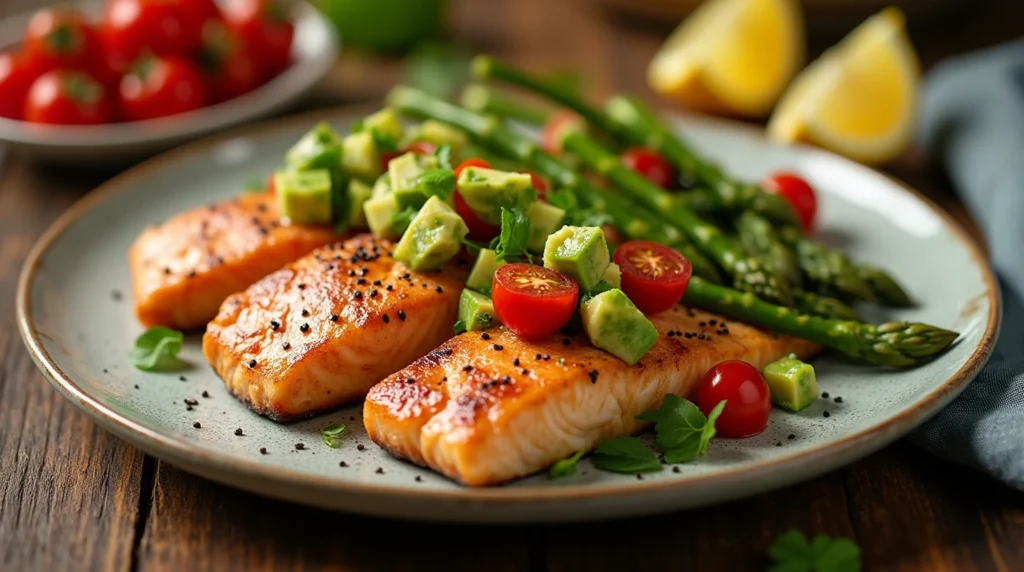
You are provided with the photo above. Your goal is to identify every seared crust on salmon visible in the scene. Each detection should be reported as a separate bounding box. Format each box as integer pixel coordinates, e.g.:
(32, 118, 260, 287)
(130, 191, 341, 330)
(203, 234, 470, 421)
(364, 308, 820, 486)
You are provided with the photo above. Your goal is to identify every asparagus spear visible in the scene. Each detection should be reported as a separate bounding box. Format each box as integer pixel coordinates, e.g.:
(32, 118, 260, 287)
(858, 265, 914, 307)
(460, 84, 551, 126)
(736, 210, 802, 288)
(560, 129, 794, 306)
(683, 277, 957, 368)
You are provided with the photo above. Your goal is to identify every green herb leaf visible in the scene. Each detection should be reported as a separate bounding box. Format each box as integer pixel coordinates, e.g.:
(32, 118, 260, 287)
(637, 395, 723, 464)
(435, 143, 453, 170)
(768, 529, 862, 572)
(453, 320, 467, 334)
(370, 128, 399, 152)
(405, 42, 472, 101)
(548, 449, 585, 479)
(391, 206, 418, 235)
(494, 206, 532, 262)
(416, 168, 456, 200)
(320, 424, 346, 448)
(130, 326, 184, 371)
(590, 436, 661, 474)
(460, 237, 487, 256)
(545, 189, 579, 211)
(349, 119, 364, 133)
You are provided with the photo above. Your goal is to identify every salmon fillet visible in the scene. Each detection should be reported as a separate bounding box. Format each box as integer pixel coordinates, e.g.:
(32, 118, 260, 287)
(364, 307, 821, 486)
(203, 234, 470, 421)
(129, 191, 342, 330)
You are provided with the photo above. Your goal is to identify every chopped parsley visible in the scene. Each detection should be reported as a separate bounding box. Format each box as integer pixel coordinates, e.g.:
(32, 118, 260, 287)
(590, 436, 661, 474)
(434, 143, 453, 170)
(768, 529, 861, 572)
(637, 395, 725, 464)
(494, 206, 532, 262)
(548, 449, 585, 479)
(320, 424, 346, 448)
(452, 320, 468, 334)
(130, 326, 184, 371)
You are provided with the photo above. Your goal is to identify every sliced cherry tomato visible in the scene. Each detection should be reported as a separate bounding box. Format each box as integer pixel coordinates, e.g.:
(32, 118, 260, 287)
(198, 21, 263, 102)
(621, 147, 674, 189)
(23, 9, 102, 72)
(697, 360, 771, 438)
(223, 0, 294, 78)
(406, 140, 436, 155)
(24, 69, 112, 125)
(612, 240, 692, 314)
(452, 158, 500, 241)
(492, 263, 579, 340)
(763, 172, 817, 233)
(539, 110, 583, 155)
(103, 0, 201, 68)
(0, 52, 37, 120)
(119, 55, 207, 121)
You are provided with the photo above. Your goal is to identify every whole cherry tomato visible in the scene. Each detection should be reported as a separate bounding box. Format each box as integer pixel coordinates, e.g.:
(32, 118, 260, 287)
(613, 240, 692, 314)
(621, 147, 674, 189)
(103, 0, 202, 69)
(697, 360, 772, 438)
(492, 263, 579, 340)
(452, 158, 501, 241)
(763, 172, 818, 233)
(223, 0, 294, 78)
(0, 52, 37, 119)
(539, 110, 583, 155)
(24, 70, 112, 125)
(198, 21, 262, 102)
(23, 8, 102, 72)
(119, 55, 207, 121)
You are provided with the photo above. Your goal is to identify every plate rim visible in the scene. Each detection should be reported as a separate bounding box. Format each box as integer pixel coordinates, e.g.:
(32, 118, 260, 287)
(16, 104, 1002, 512)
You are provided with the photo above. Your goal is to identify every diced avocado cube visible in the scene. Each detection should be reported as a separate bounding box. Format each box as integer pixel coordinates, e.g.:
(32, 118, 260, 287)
(388, 152, 439, 196)
(580, 289, 658, 365)
(526, 200, 566, 253)
(342, 131, 382, 181)
(371, 173, 392, 198)
(763, 355, 818, 412)
(285, 123, 342, 171)
(275, 169, 333, 226)
(346, 179, 373, 228)
(363, 108, 405, 148)
(543, 225, 611, 290)
(455, 167, 534, 225)
(407, 120, 468, 154)
(364, 193, 402, 239)
(603, 262, 621, 289)
(466, 248, 503, 292)
(393, 196, 469, 271)
(458, 289, 499, 331)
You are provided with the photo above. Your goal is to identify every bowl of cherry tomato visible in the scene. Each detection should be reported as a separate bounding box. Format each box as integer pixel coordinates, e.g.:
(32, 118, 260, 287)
(0, 0, 339, 163)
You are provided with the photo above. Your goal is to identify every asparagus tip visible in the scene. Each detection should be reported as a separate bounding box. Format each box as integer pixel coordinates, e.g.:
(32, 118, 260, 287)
(471, 54, 494, 79)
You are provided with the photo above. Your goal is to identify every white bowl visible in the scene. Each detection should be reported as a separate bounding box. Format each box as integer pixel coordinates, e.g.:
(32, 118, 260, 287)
(0, 0, 339, 164)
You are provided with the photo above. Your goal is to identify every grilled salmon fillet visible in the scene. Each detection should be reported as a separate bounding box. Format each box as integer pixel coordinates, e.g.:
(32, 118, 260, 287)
(203, 234, 470, 421)
(364, 308, 821, 486)
(129, 191, 342, 330)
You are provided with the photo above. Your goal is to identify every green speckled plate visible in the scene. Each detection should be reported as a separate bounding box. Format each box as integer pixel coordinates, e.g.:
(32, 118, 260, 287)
(17, 106, 999, 523)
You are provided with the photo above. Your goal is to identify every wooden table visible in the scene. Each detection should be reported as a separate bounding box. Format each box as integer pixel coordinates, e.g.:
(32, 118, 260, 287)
(2, 0, 1023, 570)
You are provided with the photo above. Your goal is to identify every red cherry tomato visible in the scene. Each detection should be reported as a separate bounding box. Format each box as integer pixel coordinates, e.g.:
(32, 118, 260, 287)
(199, 21, 262, 102)
(406, 140, 437, 155)
(23, 9, 102, 72)
(492, 263, 579, 340)
(621, 147, 674, 189)
(763, 172, 817, 233)
(452, 158, 501, 241)
(612, 240, 692, 314)
(379, 150, 403, 173)
(0, 52, 37, 120)
(539, 110, 583, 154)
(697, 360, 771, 438)
(119, 55, 207, 121)
(103, 0, 202, 67)
(223, 0, 294, 78)
(24, 70, 112, 125)
(524, 170, 549, 198)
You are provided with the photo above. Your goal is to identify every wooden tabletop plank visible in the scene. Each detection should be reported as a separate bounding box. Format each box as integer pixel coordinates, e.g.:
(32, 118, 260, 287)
(0, 157, 146, 572)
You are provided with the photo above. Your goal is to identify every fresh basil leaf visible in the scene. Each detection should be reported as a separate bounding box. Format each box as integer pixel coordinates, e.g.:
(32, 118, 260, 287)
(130, 326, 184, 371)
(416, 169, 456, 201)
(768, 529, 861, 572)
(435, 144, 453, 170)
(548, 449, 585, 479)
(590, 436, 661, 474)
(494, 206, 532, 262)
(636, 394, 707, 451)
(452, 320, 467, 334)
(545, 189, 579, 211)
(370, 128, 399, 152)
(391, 206, 418, 236)
(320, 424, 346, 448)
(663, 432, 704, 464)
(700, 400, 726, 456)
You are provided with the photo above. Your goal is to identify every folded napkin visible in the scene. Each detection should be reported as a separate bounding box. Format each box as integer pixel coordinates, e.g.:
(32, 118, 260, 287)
(913, 40, 1024, 489)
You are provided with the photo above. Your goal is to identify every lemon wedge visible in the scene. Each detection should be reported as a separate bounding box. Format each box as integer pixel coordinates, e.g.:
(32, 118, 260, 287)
(647, 0, 805, 118)
(768, 7, 920, 165)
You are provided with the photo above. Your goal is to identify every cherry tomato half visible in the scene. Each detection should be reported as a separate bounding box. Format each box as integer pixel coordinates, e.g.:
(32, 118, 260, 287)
(539, 110, 583, 155)
(119, 55, 207, 121)
(24, 69, 112, 125)
(199, 21, 262, 102)
(0, 52, 37, 120)
(103, 0, 202, 68)
(223, 0, 294, 79)
(763, 172, 817, 233)
(492, 263, 579, 340)
(697, 360, 771, 438)
(612, 240, 692, 314)
(452, 158, 501, 241)
(621, 147, 674, 189)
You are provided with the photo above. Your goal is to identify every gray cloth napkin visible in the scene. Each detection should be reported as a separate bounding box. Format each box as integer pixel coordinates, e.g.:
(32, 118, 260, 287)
(913, 40, 1024, 489)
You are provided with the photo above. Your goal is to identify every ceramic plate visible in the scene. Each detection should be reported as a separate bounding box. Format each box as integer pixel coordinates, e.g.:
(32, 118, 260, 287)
(17, 106, 999, 523)
(0, 0, 338, 164)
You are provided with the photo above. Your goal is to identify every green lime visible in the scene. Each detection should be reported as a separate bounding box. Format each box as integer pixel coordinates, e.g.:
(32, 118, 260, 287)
(316, 0, 446, 52)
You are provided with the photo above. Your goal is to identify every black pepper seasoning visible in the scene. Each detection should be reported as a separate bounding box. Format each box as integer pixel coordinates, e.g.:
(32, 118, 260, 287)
(260, 448, 267, 454)
(193, 422, 201, 429)
(234, 428, 244, 436)
(513, 357, 520, 366)
(492, 344, 504, 351)
(373, 280, 382, 286)
(463, 365, 473, 372)
(835, 396, 843, 403)
(357, 444, 366, 451)
(397, 310, 406, 321)
(386, 284, 394, 291)
(298, 283, 307, 290)
(179, 375, 187, 382)
(300, 323, 310, 332)
(788, 434, 796, 440)
(375, 468, 384, 474)
(339, 461, 348, 467)
(295, 443, 305, 450)
(823, 411, 831, 418)
(330, 314, 339, 322)
(202, 391, 210, 398)
(481, 332, 490, 340)
(822, 392, 830, 398)
(415, 475, 423, 482)
(184, 398, 198, 406)
(353, 291, 363, 300)
(282, 342, 291, 350)
(270, 320, 280, 331)
(301, 309, 310, 317)
(672, 466, 681, 473)
(588, 370, 599, 383)
(382, 314, 390, 323)
(435, 286, 443, 293)
(248, 359, 257, 368)
(562, 338, 571, 346)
